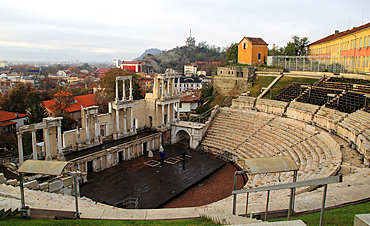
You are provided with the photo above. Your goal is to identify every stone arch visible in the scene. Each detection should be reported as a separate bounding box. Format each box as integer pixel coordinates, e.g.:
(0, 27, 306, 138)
(174, 128, 192, 147)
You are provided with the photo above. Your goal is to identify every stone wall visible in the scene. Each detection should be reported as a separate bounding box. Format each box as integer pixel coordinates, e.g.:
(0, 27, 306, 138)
(214, 66, 256, 96)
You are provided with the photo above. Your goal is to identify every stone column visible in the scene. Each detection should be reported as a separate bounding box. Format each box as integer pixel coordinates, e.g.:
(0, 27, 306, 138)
(177, 77, 180, 93)
(94, 115, 99, 143)
(123, 80, 126, 101)
(161, 104, 164, 125)
(77, 127, 81, 147)
(172, 103, 176, 122)
(86, 114, 90, 145)
(167, 103, 170, 124)
(17, 132, 24, 164)
(123, 108, 127, 135)
(116, 109, 120, 137)
(161, 78, 164, 98)
(167, 78, 170, 97)
(129, 79, 133, 100)
(177, 101, 180, 120)
(141, 143, 144, 155)
(45, 127, 51, 161)
(57, 125, 65, 160)
(31, 130, 37, 160)
(115, 79, 119, 101)
(130, 107, 134, 133)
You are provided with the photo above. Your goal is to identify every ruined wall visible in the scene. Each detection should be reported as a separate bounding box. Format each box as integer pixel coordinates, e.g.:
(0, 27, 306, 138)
(214, 66, 256, 96)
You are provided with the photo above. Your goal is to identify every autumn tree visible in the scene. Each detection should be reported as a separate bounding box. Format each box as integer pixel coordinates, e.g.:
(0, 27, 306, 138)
(50, 91, 77, 131)
(99, 68, 143, 101)
(67, 66, 80, 74)
(0, 83, 36, 114)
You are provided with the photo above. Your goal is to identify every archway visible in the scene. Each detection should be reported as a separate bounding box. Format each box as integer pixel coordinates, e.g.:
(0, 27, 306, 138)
(175, 129, 191, 147)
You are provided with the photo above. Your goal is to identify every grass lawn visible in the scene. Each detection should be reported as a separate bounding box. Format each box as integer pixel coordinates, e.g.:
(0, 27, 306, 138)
(0, 216, 218, 226)
(247, 76, 276, 97)
(269, 201, 370, 226)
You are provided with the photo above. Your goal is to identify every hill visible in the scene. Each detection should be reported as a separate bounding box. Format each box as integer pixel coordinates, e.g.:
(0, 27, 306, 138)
(133, 48, 162, 61)
(141, 43, 226, 75)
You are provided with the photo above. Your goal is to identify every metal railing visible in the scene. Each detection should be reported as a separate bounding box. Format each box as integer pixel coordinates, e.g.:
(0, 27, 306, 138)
(232, 175, 343, 226)
(188, 106, 215, 122)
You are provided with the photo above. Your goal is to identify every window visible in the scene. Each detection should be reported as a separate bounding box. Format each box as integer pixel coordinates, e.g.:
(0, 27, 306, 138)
(243, 43, 247, 49)
(258, 53, 261, 60)
(360, 37, 362, 48)
(365, 36, 367, 47)
(367, 56, 369, 67)
(179, 102, 182, 108)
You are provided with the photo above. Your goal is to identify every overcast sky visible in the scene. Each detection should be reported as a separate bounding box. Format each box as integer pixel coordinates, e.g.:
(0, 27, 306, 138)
(1, 0, 369, 63)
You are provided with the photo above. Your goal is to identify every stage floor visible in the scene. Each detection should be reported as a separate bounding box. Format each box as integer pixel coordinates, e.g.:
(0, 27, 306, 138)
(80, 144, 225, 209)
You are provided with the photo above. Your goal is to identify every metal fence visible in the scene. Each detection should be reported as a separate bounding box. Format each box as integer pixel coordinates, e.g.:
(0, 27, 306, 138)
(268, 56, 368, 74)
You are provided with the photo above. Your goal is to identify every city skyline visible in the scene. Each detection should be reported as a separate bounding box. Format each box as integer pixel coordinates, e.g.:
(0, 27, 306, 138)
(1, 0, 369, 62)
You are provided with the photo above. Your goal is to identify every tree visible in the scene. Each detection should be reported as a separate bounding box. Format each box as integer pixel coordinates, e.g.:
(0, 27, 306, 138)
(99, 68, 141, 101)
(285, 36, 310, 56)
(132, 80, 144, 100)
(67, 66, 80, 74)
(27, 92, 48, 124)
(50, 91, 75, 116)
(0, 83, 36, 114)
(226, 43, 238, 63)
(94, 90, 110, 114)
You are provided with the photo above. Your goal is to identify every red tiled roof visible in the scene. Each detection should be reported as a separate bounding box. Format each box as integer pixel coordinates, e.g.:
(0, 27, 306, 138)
(0, 111, 27, 122)
(0, 121, 17, 126)
(121, 61, 141, 65)
(309, 22, 370, 46)
(42, 94, 96, 113)
(180, 92, 201, 102)
(240, 37, 268, 45)
(95, 68, 112, 74)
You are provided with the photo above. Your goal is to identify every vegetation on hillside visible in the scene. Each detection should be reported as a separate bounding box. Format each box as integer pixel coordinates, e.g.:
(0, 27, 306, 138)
(142, 42, 226, 74)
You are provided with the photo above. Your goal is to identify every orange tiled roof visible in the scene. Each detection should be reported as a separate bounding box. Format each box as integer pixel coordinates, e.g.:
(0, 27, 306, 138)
(0, 111, 27, 122)
(42, 93, 96, 113)
(180, 92, 201, 102)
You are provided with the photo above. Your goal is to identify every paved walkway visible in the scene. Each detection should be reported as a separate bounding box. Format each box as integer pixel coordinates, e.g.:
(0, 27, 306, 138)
(1, 167, 370, 224)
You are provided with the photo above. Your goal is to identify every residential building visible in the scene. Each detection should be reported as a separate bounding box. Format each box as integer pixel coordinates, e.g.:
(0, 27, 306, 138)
(175, 91, 201, 116)
(120, 61, 142, 73)
(308, 22, 370, 73)
(42, 92, 96, 120)
(174, 76, 202, 93)
(56, 70, 75, 77)
(94, 68, 112, 77)
(184, 64, 197, 76)
(140, 77, 154, 92)
(238, 37, 268, 65)
(113, 59, 122, 68)
(0, 111, 27, 134)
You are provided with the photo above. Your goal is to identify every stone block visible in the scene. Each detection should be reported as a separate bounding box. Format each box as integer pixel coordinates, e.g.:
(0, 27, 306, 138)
(49, 180, 63, 192)
(354, 214, 370, 226)
(61, 186, 73, 195)
(0, 173, 6, 184)
(23, 180, 38, 189)
(6, 179, 17, 186)
(38, 182, 49, 191)
(62, 176, 73, 187)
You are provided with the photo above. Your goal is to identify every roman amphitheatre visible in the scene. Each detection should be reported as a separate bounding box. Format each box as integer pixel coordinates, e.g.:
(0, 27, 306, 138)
(1, 70, 370, 225)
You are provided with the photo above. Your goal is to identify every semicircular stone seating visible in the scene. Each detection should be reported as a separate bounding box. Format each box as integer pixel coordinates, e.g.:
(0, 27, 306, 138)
(202, 107, 342, 199)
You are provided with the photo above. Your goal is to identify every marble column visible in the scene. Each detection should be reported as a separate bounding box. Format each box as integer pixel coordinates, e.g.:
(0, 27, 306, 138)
(129, 79, 133, 100)
(115, 79, 119, 101)
(17, 132, 24, 164)
(177, 101, 180, 120)
(123, 80, 126, 101)
(130, 107, 134, 133)
(116, 109, 120, 137)
(167, 104, 170, 124)
(94, 115, 99, 143)
(31, 130, 37, 160)
(161, 104, 164, 125)
(123, 108, 127, 135)
(45, 127, 51, 161)
(57, 125, 64, 160)
(86, 115, 90, 145)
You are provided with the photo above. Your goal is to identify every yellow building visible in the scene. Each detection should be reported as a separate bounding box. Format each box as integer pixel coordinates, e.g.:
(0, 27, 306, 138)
(308, 22, 370, 73)
(238, 37, 268, 65)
